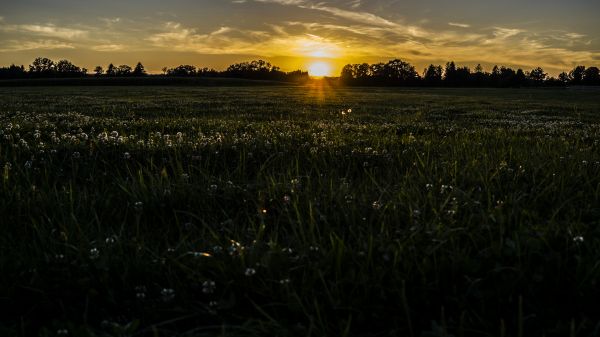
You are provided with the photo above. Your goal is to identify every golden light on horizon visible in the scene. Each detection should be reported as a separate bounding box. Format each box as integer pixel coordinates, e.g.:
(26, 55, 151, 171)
(307, 61, 333, 77)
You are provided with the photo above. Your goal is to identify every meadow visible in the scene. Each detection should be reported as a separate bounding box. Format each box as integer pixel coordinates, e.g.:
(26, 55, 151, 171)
(1, 84, 600, 336)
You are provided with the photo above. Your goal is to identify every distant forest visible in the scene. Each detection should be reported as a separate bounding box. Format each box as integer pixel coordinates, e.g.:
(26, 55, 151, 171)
(1, 57, 599, 87)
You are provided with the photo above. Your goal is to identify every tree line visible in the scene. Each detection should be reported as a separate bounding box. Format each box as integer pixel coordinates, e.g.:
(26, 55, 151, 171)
(0, 58, 309, 82)
(341, 59, 600, 87)
(1, 57, 599, 87)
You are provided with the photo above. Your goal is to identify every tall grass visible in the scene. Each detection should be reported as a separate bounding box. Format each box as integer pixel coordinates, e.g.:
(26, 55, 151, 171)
(1, 86, 600, 336)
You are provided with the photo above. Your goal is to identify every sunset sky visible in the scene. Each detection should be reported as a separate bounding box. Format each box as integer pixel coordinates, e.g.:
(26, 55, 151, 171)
(1, 0, 599, 76)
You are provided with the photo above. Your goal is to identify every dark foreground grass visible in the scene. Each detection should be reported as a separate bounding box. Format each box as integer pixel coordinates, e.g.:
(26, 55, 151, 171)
(1, 85, 600, 336)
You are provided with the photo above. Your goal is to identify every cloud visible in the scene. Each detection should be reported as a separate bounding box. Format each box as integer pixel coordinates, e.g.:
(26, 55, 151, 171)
(0, 39, 75, 52)
(91, 44, 125, 52)
(448, 22, 470, 28)
(0, 22, 88, 40)
(492, 27, 524, 39)
(565, 33, 585, 39)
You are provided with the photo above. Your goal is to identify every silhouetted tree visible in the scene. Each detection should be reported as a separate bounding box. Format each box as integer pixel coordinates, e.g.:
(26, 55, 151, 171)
(527, 67, 547, 84)
(354, 63, 370, 80)
(94, 66, 103, 76)
(29, 57, 55, 76)
(55, 59, 86, 77)
(558, 72, 570, 84)
(106, 63, 116, 76)
(455, 66, 471, 86)
(384, 59, 419, 84)
(340, 64, 355, 83)
(116, 65, 132, 76)
(423, 64, 443, 86)
(444, 61, 458, 85)
(583, 67, 600, 85)
(133, 62, 147, 76)
(167, 65, 197, 76)
(569, 66, 586, 85)
(515, 69, 527, 86)
(490, 65, 501, 86)
(473, 64, 487, 86)
(0, 64, 26, 79)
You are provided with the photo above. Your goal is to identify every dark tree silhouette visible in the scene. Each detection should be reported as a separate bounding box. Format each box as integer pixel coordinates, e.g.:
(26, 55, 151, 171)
(116, 65, 132, 76)
(106, 63, 116, 77)
(29, 57, 55, 76)
(569, 66, 586, 85)
(133, 62, 147, 76)
(55, 59, 86, 77)
(94, 66, 104, 76)
(423, 64, 443, 86)
(527, 67, 547, 84)
(0, 64, 26, 79)
(2, 56, 597, 86)
(583, 67, 600, 85)
(444, 61, 458, 85)
(515, 69, 527, 86)
(166, 65, 197, 76)
(558, 72, 570, 84)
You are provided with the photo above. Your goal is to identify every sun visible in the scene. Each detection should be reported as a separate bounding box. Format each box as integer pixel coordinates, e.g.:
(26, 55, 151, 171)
(308, 61, 333, 77)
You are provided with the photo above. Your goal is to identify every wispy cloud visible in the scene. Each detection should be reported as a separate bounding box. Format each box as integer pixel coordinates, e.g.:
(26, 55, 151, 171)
(0, 39, 75, 52)
(0, 23, 88, 39)
(448, 22, 470, 28)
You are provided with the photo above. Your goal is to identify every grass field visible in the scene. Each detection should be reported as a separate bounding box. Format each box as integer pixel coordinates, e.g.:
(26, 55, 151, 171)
(2, 85, 600, 336)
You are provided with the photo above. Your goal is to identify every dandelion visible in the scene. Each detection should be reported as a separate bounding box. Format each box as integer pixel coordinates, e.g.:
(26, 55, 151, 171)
(135, 286, 147, 299)
(105, 236, 117, 245)
(573, 236, 584, 243)
(245, 267, 256, 276)
(309, 246, 320, 252)
(123, 152, 131, 160)
(279, 278, 291, 285)
(283, 195, 291, 204)
(89, 248, 100, 260)
(161, 288, 175, 301)
(134, 201, 143, 211)
(202, 280, 216, 294)
(372, 201, 382, 210)
(210, 184, 218, 191)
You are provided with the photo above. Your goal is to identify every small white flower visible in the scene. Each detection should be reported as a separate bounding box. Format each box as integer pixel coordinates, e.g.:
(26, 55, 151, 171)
(202, 280, 216, 294)
(89, 248, 100, 260)
(161, 288, 175, 301)
(245, 268, 256, 276)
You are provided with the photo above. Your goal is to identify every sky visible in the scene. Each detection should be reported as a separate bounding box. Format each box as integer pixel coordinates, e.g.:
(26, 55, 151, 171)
(1, 0, 599, 76)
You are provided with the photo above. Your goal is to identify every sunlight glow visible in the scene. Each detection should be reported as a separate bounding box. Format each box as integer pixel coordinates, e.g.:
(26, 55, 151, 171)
(308, 61, 333, 77)
(294, 36, 341, 59)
